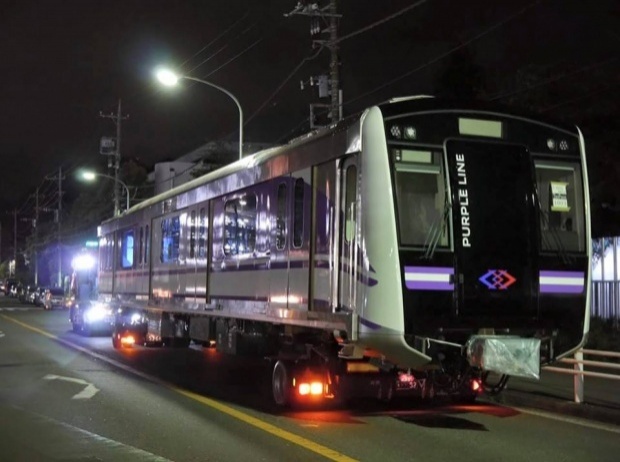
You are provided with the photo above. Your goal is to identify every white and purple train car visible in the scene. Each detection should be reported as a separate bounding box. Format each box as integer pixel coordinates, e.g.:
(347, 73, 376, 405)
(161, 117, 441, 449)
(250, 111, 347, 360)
(96, 96, 591, 405)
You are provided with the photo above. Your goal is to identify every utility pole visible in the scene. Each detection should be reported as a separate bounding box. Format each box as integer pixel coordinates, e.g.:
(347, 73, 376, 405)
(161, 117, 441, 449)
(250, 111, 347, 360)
(13, 209, 17, 276)
(46, 168, 64, 287)
(57, 167, 62, 288)
(286, 0, 342, 128)
(34, 188, 39, 286)
(100, 99, 129, 216)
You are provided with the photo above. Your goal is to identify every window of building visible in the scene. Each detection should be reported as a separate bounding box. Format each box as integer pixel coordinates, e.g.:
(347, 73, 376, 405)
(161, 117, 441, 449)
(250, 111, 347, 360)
(161, 216, 181, 263)
(224, 194, 257, 256)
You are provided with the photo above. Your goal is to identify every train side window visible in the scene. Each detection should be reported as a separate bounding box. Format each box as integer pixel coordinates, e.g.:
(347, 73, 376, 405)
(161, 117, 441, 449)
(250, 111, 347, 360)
(224, 194, 257, 256)
(344, 166, 357, 243)
(293, 179, 304, 248)
(535, 161, 584, 252)
(189, 210, 196, 258)
(139, 227, 144, 266)
(161, 216, 181, 263)
(145, 225, 150, 265)
(198, 208, 206, 258)
(120, 229, 135, 269)
(276, 183, 287, 250)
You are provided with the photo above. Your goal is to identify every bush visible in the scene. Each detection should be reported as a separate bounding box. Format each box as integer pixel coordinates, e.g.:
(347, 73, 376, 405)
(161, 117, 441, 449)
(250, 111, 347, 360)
(586, 317, 620, 353)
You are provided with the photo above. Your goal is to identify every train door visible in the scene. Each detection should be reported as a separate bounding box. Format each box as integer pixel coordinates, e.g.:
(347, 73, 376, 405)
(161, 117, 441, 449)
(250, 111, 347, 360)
(288, 170, 312, 308)
(269, 179, 290, 307)
(446, 140, 538, 319)
(337, 158, 359, 312)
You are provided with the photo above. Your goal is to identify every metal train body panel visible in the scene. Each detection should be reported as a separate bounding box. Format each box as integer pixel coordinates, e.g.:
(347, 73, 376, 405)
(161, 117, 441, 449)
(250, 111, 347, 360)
(97, 97, 591, 373)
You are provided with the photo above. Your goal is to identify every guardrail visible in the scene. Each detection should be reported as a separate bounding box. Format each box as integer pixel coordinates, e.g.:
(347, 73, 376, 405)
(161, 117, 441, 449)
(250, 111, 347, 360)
(544, 349, 620, 403)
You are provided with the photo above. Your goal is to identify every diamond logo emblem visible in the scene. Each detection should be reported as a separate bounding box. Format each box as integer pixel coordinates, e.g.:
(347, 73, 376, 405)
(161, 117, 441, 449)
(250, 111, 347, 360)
(479, 269, 517, 290)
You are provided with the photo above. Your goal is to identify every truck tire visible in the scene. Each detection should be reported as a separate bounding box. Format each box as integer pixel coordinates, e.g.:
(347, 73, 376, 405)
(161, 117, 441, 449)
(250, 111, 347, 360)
(272, 360, 292, 407)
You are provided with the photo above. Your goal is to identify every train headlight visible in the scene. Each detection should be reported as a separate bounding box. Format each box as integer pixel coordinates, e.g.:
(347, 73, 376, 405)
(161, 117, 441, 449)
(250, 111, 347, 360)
(403, 125, 417, 140)
(546, 138, 557, 151)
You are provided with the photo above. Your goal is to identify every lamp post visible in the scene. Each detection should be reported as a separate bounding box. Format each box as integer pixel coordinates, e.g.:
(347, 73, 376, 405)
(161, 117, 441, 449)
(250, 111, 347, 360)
(156, 69, 244, 160)
(81, 171, 130, 216)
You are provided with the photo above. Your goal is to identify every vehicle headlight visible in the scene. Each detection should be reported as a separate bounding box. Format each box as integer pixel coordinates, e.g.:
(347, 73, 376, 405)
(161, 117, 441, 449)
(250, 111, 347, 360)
(84, 304, 112, 323)
(130, 313, 143, 324)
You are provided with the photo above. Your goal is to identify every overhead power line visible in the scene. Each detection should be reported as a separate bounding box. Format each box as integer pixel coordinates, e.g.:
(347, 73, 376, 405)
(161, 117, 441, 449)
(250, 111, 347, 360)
(344, 0, 543, 109)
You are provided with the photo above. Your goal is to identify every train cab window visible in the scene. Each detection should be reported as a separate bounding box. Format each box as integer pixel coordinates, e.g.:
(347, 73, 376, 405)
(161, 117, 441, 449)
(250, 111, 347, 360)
(392, 150, 448, 248)
(535, 161, 585, 252)
(198, 208, 206, 258)
(224, 194, 257, 256)
(120, 229, 135, 269)
(161, 216, 181, 263)
(189, 210, 196, 258)
(276, 183, 287, 250)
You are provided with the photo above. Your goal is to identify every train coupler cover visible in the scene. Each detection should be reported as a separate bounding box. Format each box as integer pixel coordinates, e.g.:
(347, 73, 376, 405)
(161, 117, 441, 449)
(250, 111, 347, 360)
(466, 336, 541, 379)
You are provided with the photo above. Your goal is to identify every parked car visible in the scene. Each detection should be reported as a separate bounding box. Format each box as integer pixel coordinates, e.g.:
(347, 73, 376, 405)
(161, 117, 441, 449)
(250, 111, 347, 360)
(43, 288, 66, 310)
(32, 287, 48, 306)
(2, 278, 17, 295)
(19, 285, 34, 303)
(10, 284, 23, 298)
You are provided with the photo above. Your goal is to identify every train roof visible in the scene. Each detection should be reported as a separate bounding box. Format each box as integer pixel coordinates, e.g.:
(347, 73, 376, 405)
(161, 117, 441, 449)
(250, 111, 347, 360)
(377, 95, 578, 134)
(104, 95, 578, 224)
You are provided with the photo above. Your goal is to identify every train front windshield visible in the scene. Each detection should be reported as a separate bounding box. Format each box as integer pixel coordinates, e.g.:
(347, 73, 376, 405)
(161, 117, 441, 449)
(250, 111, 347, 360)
(392, 149, 449, 248)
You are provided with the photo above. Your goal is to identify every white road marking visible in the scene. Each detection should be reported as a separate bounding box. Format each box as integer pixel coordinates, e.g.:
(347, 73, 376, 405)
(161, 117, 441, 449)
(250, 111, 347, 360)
(43, 374, 100, 400)
(514, 405, 620, 434)
(0, 331, 5, 338)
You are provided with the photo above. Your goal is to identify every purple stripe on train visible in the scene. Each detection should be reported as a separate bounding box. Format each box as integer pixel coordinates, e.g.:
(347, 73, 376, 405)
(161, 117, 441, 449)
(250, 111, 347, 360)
(539, 270, 585, 294)
(404, 266, 454, 291)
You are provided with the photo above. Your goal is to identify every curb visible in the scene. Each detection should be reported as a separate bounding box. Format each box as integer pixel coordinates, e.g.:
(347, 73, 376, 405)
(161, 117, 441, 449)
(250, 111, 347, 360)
(486, 389, 620, 426)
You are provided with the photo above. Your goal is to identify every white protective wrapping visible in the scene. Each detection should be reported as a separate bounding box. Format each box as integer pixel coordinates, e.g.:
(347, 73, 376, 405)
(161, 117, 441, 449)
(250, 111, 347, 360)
(467, 336, 541, 379)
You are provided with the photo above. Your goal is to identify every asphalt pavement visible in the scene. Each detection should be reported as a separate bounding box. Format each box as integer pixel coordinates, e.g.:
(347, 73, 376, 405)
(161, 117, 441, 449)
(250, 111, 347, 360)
(1, 293, 619, 428)
(488, 367, 620, 426)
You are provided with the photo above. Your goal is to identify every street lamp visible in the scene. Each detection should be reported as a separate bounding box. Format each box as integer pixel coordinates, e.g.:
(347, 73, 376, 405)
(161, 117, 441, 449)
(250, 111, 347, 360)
(156, 68, 244, 160)
(81, 170, 130, 216)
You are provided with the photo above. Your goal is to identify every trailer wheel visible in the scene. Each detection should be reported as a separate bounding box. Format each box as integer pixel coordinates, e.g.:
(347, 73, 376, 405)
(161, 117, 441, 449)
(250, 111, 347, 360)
(272, 360, 292, 407)
(112, 332, 121, 349)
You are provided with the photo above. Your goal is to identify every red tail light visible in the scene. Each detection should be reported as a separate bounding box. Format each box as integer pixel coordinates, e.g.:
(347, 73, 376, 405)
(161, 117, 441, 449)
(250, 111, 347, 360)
(121, 335, 136, 347)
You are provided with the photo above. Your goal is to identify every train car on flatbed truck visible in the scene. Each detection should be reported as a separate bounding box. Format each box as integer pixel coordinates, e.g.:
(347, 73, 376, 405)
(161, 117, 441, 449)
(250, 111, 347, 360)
(96, 96, 591, 406)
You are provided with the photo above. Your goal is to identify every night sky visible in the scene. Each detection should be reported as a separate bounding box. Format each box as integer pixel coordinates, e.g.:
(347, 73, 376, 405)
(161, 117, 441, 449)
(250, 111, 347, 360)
(0, 0, 617, 211)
